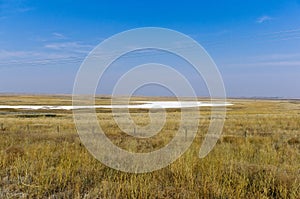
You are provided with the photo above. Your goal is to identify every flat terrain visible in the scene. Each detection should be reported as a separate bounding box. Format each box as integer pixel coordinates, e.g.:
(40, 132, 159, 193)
(0, 95, 299, 198)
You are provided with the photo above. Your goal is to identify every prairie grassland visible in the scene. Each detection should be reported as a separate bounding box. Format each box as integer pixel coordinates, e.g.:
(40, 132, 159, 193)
(0, 95, 299, 198)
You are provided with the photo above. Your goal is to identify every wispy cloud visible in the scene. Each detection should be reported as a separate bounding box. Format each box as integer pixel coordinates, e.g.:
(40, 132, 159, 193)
(52, 32, 67, 39)
(0, 49, 75, 60)
(44, 41, 93, 55)
(259, 28, 300, 42)
(0, 50, 40, 59)
(224, 52, 300, 68)
(0, 49, 84, 67)
(261, 28, 300, 35)
(45, 42, 92, 50)
(256, 15, 273, 23)
(0, 39, 94, 68)
(252, 53, 300, 61)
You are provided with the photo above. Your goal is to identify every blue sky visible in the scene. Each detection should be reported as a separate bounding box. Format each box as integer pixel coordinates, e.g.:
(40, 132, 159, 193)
(0, 0, 300, 98)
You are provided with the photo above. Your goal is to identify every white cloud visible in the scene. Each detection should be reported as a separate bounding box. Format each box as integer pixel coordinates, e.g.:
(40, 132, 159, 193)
(0, 50, 39, 59)
(44, 42, 92, 52)
(256, 15, 273, 23)
(256, 28, 300, 42)
(0, 40, 94, 67)
(224, 52, 300, 68)
(52, 32, 67, 39)
(0, 49, 84, 67)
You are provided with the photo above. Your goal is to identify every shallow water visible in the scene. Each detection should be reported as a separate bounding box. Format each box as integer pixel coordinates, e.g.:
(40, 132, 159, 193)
(0, 101, 233, 110)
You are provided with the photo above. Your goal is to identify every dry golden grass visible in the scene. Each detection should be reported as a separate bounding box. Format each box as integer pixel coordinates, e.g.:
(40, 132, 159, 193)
(0, 96, 299, 198)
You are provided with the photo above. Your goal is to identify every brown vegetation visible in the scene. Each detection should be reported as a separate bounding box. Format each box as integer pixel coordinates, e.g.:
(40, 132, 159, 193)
(0, 96, 299, 198)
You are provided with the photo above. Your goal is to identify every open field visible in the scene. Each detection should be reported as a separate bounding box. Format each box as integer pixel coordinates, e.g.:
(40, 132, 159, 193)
(0, 95, 299, 198)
